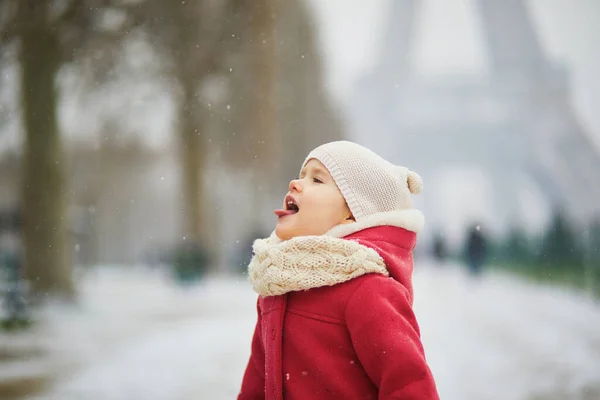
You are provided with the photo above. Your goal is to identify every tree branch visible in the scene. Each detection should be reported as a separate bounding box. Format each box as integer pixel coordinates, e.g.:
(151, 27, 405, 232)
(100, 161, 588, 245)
(57, 0, 146, 66)
(49, 0, 85, 28)
(146, 0, 240, 83)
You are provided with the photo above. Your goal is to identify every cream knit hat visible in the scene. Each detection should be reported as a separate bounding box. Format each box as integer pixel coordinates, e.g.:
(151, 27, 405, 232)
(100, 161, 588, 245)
(302, 141, 423, 222)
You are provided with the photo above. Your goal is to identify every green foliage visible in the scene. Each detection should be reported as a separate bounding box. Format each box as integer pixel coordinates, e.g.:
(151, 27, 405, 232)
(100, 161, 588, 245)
(491, 211, 600, 297)
(538, 210, 584, 267)
(588, 218, 600, 265)
(1, 316, 32, 331)
(498, 225, 535, 263)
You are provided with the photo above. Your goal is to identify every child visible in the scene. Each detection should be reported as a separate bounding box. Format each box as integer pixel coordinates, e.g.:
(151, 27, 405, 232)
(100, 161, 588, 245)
(238, 141, 439, 399)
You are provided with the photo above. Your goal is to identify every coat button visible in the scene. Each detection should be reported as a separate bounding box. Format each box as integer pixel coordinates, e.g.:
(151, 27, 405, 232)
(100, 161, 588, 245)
(271, 327, 276, 340)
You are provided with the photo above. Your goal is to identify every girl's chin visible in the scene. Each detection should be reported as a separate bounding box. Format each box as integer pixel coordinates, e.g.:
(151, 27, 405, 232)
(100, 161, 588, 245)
(275, 219, 307, 241)
(275, 225, 295, 241)
(276, 224, 331, 240)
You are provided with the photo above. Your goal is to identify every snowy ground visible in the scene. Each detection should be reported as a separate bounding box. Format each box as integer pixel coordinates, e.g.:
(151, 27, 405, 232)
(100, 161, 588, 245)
(1, 262, 600, 400)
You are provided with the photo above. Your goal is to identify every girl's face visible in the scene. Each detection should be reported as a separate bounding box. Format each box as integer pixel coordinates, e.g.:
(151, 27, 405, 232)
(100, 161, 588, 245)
(275, 159, 354, 241)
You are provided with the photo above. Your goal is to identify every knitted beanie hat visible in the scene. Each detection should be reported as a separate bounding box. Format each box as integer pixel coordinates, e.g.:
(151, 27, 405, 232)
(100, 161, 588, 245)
(302, 141, 423, 222)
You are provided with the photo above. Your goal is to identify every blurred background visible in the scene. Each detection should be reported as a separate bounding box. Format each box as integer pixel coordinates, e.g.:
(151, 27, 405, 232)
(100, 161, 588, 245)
(1, 0, 599, 399)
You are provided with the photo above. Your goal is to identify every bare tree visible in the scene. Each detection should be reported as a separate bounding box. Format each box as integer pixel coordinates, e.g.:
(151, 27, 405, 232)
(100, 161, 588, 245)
(183, 0, 343, 246)
(274, 0, 344, 182)
(11, 2, 72, 298)
(251, 0, 279, 175)
(0, 0, 142, 298)
(135, 0, 238, 251)
(245, 0, 279, 231)
(212, 0, 343, 190)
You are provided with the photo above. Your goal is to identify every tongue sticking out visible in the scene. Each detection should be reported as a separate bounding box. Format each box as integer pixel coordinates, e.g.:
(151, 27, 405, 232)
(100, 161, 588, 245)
(274, 209, 297, 217)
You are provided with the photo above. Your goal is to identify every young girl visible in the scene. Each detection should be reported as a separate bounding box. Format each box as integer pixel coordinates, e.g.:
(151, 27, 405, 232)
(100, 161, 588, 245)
(238, 141, 439, 399)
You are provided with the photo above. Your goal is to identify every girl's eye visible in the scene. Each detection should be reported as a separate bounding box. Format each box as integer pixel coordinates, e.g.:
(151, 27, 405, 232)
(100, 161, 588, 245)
(313, 177, 323, 184)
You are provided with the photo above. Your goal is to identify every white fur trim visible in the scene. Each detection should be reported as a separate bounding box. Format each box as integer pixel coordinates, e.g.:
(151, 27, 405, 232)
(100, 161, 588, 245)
(324, 209, 424, 238)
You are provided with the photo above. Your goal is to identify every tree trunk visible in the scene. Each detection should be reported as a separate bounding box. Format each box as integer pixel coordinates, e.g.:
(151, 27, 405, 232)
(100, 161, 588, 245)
(178, 89, 205, 246)
(253, 0, 279, 173)
(248, 0, 278, 229)
(18, 2, 73, 298)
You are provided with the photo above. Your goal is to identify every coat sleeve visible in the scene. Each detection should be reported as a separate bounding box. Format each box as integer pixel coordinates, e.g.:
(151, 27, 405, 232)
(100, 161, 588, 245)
(345, 276, 439, 400)
(238, 299, 266, 400)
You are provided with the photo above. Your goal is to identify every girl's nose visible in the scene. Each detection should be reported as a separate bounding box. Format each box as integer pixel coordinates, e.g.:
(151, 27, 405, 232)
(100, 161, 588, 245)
(289, 179, 302, 192)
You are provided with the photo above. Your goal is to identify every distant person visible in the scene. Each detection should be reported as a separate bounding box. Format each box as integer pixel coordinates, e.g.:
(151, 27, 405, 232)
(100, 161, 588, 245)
(465, 223, 487, 276)
(238, 141, 439, 399)
(432, 232, 447, 263)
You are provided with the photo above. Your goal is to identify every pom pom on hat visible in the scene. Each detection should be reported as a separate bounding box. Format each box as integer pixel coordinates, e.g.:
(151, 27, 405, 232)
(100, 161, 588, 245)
(302, 141, 423, 222)
(407, 170, 423, 195)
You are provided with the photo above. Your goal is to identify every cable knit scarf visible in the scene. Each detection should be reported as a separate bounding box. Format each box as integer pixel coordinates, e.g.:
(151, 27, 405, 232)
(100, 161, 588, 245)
(248, 234, 389, 297)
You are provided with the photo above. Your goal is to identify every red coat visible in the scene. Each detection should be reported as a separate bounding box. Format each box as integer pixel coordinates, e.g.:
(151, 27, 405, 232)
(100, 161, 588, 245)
(238, 226, 439, 400)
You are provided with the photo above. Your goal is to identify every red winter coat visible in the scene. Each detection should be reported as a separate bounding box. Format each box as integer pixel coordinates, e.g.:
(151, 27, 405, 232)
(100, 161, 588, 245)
(238, 226, 439, 400)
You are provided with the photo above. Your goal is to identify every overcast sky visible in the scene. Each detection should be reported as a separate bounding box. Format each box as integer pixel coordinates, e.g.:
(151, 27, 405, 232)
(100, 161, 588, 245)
(307, 0, 600, 145)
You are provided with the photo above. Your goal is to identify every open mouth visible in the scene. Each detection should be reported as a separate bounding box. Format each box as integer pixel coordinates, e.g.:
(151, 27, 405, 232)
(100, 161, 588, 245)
(285, 196, 299, 214)
(274, 196, 300, 218)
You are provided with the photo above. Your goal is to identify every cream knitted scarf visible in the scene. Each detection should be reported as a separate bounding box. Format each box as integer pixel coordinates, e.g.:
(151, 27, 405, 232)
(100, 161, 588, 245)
(248, 234, 389, 297)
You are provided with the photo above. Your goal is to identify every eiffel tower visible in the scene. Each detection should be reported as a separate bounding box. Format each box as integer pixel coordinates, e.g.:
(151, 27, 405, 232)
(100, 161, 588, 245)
(349, 0, 600, 230)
